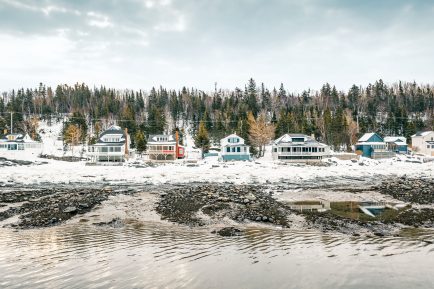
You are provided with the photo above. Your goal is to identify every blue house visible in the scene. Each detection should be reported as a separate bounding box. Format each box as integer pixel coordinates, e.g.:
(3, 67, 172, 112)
(384, 136, 408, 154)
(219, 134, 251, 161)
(355, 133, 395, 159)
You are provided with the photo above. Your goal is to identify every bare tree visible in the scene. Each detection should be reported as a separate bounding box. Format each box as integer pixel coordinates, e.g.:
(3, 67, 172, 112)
(24, 116, 40, 140)
(247, 112, 275, 157)
(64, 124, 82, 156)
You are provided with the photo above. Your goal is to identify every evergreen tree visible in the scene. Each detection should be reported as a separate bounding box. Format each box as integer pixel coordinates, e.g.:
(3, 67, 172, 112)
(195, 121, 210, 156)
(135, 130, 147, 154)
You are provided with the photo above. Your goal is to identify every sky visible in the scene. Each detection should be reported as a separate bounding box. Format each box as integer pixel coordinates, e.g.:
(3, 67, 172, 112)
(1, 0, 434, 93)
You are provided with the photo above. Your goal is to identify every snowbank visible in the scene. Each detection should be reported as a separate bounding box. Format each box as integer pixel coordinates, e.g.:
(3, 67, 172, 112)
(1, 156, 432, 186)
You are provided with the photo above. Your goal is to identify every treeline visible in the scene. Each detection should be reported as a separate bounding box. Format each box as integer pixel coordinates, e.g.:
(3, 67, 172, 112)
(1, 79, 433, 153)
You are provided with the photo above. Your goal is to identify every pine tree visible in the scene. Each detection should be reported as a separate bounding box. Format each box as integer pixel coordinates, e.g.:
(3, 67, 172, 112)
(195, 121, 210, 156)
(135, 130, 147, 154)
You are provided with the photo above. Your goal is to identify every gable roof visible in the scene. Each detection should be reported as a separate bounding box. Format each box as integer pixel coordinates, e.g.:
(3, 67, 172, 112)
(147, 134, 175, 143)
(0, 133, 39, 143)
(220, 133, 247, 146)
(384, 136, 407, 144)
(96, 125, 127, 144)
(358, 132, 383, 143)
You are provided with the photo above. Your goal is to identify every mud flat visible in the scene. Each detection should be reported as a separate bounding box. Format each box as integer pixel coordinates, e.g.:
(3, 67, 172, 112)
(0, 179, 433, 236)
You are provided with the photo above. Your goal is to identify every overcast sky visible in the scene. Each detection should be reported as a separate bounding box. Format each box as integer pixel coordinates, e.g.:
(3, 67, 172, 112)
(1, 0, 434, 93)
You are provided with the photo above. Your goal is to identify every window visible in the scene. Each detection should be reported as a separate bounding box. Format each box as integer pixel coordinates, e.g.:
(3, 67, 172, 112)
(101, 147, 108, 152)
(8, 144, 17, 150)
(115, 147, 121, 152)
(273, 148, 277, 153)
(231, 147, 235, 152)
(237, 147, 241, 152)
(227, 147, 230, 153)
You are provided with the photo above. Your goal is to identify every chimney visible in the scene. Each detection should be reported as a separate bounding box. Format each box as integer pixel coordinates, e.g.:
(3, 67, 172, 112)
(124, 128, 129, 159)
(175, 130, 179, 159)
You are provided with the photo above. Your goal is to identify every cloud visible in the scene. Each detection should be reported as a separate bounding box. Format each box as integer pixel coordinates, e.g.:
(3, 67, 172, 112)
(0, 0, 434, 92)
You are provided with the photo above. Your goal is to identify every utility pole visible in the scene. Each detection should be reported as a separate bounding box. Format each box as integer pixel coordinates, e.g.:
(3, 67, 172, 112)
(10, 112, 13, 134)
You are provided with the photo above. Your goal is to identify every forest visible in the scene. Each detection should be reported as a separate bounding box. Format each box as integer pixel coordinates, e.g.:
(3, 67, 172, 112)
(1, 79, 433, 155)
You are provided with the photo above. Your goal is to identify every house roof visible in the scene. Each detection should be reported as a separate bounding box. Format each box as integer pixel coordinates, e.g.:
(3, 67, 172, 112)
(92, 142, 125, 146)
(220, 133, 246, 146)
(147, 134, 176, 143)
(384, 136, 407, 144)
(412, 131, 434, 137)
(222, 133, 243, 140)
(355, 142, 386, 145)
(97, 125, 127, 144)
(99, 125, 125, 137)
(358, 132, 378, 142)
(0, 133, 39, 143)
(273, 133, 327, 147)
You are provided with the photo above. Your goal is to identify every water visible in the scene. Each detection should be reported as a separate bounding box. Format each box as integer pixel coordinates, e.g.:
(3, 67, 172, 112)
(1, 222, 433, 289)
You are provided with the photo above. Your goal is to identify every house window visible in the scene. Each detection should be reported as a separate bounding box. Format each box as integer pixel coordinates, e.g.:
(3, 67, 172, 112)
(101, 147, 108, 152)
(273, 148, 277, 153)
(232, 147, 236, 152)
(227, 147, 230, 153)
(428, 145, 431, 149)
(115, 147, 121, 152)
(237, 147, 241, 152)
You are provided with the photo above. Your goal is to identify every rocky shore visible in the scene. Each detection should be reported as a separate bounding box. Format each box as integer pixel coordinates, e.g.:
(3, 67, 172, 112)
(156, 184, 292, 227)
(375, 176, 434, 204)
(0, 186, 135, 228)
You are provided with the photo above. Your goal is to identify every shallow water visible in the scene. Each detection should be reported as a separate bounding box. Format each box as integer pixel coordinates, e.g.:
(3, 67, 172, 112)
(1, 222, 433, 289)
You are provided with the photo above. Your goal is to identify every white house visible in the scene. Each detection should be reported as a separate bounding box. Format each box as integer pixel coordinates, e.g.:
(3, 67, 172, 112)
(411, 131, 434, 156)
(87, 125, 130, 162)
(272, 134, 330, 162)
(219, 133, 251, 161)
(0, 133, 43, 158)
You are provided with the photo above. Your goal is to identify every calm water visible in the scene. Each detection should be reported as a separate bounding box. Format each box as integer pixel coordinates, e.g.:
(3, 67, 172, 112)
(1, 222, 433, 289)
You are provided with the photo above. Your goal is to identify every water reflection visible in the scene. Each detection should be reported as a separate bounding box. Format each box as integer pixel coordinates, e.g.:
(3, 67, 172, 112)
(0, 222, 433, 289)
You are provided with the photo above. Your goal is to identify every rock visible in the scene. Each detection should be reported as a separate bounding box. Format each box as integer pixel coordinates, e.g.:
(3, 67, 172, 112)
(63, 206, 77, 213)
(212, 227, 243, 237)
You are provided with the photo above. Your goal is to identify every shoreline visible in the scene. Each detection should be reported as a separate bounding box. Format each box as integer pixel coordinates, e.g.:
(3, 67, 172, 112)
(1, 178, 433, 237)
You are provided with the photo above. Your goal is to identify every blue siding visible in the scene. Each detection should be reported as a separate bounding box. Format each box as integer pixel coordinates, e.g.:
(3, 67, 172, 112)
(221, 154, 251, 161)
(355, 144, 373, 157)
(396, 145, 408, 153)
(366, 133, 384, 142)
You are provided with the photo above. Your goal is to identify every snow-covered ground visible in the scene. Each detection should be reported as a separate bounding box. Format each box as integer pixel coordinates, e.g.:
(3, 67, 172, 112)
(1, 154, 432, 186)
